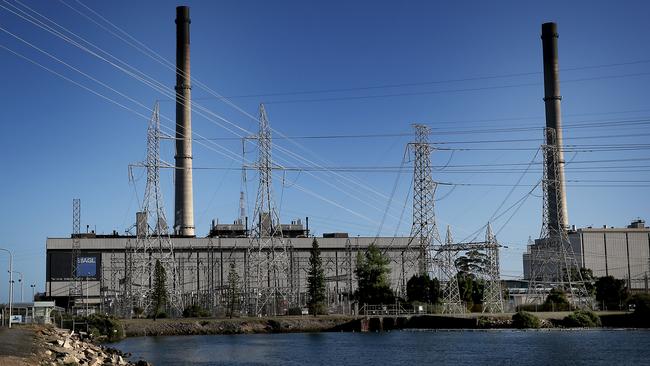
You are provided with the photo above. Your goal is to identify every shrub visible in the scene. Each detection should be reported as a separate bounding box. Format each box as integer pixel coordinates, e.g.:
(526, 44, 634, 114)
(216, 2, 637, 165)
(182, 304, 210, 318)
(132, 306, 145, 318)
(512, 311, 540, 329)
(563, 310, 601, 327)
(544, 288, 570, 311)
(629, 293, 650, 316)
(287, 307, 303, 316)
(86, 314, 125, 342)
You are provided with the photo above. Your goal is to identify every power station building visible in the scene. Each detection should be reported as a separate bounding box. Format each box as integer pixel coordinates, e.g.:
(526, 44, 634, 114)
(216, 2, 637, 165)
(523, 219, 650, 290)
(45, 231, 417, 314)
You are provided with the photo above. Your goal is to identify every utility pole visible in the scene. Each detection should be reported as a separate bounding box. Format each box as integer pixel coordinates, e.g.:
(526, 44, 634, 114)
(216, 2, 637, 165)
(0, 248, 14, 328)
(10, 271, 23, 303)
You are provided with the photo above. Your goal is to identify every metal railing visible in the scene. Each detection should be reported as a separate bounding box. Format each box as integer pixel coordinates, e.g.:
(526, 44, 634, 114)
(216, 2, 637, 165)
(359, 303, 418, 316)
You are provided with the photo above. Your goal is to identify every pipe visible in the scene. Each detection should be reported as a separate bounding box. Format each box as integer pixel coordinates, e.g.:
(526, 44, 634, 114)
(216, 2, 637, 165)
(541, 22, 569, 233)
(174, 6, 195, 236)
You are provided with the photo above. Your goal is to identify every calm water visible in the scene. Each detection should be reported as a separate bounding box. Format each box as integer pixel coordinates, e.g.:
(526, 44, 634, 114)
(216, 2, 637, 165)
(114, 330, 650, 365)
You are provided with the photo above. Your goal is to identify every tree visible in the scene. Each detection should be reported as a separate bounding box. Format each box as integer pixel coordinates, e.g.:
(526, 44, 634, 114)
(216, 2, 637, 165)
(183, 304, 210, 318)
(595, 276, 628, 310)
(227, 261, 240, 318)
(570, 267, 595, 296)
(151, 259, 167, 320)
(456, 272, 485, 307)
(455, 249, 488, 274)
(629, 293, 650, 316)
(355, 244, 394, 305)
(454, 249, 487, 308)
(406, 274, 440, 304)
(544, 288, 569, 311)
(307, 238, 327, 315)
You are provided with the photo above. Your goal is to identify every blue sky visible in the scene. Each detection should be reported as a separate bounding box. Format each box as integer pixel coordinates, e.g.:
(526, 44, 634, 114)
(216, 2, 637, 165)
(1, 0, 649, 302)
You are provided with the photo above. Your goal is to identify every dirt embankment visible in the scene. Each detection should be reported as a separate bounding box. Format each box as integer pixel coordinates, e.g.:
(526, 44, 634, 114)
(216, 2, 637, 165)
(121, 316, 361, 337)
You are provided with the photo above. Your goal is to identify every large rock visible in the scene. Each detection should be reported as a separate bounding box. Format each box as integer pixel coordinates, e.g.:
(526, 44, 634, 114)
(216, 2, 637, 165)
(62, 354, 80, 364)
(88, 356, 104, 366)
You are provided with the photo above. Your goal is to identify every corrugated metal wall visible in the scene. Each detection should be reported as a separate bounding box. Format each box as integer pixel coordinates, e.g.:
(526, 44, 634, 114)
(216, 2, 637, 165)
(582, 232, 607, 277)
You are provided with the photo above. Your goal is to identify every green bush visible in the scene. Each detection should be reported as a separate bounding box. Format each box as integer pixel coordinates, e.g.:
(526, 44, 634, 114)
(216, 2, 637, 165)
(287, 307, 303, 316)
(563, 310, 601, 327)
(86, 314, 125, 342)
(182, 304, 210, 318)
(543, 288, 570, 311)
(512, 311, 540, 329)
(629, 293, 650, 316)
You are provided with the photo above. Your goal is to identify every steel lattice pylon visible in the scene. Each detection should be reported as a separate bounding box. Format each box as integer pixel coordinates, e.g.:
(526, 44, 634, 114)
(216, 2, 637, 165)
(481, 223, 504, 313)
(126, 102, 183, 317)
(69, 199, 83, 309)
(439, 226, 465, 314)
(246, 104, 294, 316)
(527, 128, 589, 308)
(399, 124, 438, 297)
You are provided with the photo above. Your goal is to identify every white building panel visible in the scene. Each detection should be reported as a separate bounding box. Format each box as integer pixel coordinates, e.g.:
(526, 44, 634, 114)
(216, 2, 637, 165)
(628, 232, 650, 289)
(582, 232, 607, 277)
(605, 233, 628, 280)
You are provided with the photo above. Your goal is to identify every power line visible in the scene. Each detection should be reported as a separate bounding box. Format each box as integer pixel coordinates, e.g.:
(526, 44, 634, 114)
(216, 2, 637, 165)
(256, 72, 650, 104)
(186, 58, 650, 100)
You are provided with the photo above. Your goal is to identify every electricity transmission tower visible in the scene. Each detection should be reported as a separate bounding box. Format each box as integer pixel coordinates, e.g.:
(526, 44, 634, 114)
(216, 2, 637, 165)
(527, 127, 589, 308)
(437, 224, 503, 314)
(439, 226, 465, 314)
(126, 102, 182, 317)
(404, 124, 466, 313)
(69, 198, 82, 310)
(246, 104, 293, 316)
(481, 223, 504, 313)
(401, 124, 438, 296)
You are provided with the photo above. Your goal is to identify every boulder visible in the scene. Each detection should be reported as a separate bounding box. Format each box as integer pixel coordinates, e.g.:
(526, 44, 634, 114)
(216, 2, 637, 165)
(62, 354, 80, 364)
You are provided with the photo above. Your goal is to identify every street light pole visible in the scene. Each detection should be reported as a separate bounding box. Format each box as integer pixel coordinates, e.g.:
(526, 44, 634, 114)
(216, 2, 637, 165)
(31, 284, 35, 301)
(10, 271, 23, 303)
(0, 248, 14, 328)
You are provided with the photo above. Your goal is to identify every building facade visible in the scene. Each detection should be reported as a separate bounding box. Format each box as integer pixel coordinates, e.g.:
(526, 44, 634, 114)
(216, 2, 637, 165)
(45, 235, 419, 314)
(524, 219, 650, 290)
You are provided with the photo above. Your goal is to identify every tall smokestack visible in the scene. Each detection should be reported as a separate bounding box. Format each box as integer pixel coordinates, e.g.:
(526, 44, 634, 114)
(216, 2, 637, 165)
(174, 6, 195, 236)
(541, 22, 569, 232)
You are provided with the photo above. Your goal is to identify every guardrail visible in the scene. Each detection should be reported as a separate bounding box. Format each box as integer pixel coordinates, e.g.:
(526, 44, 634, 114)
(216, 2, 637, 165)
(359, 303, 420, 316)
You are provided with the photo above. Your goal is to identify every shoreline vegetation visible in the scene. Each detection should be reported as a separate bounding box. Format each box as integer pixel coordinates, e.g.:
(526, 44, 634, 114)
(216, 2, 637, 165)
(113, 310, 648, 339)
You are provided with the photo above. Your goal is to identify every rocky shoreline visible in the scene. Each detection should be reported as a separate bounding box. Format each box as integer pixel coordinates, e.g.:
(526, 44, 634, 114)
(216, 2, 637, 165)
(33, 326, 149, 366)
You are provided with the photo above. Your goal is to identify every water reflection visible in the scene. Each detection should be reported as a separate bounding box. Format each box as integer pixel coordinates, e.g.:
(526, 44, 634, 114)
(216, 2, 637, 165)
(115, 330, 650, 366)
